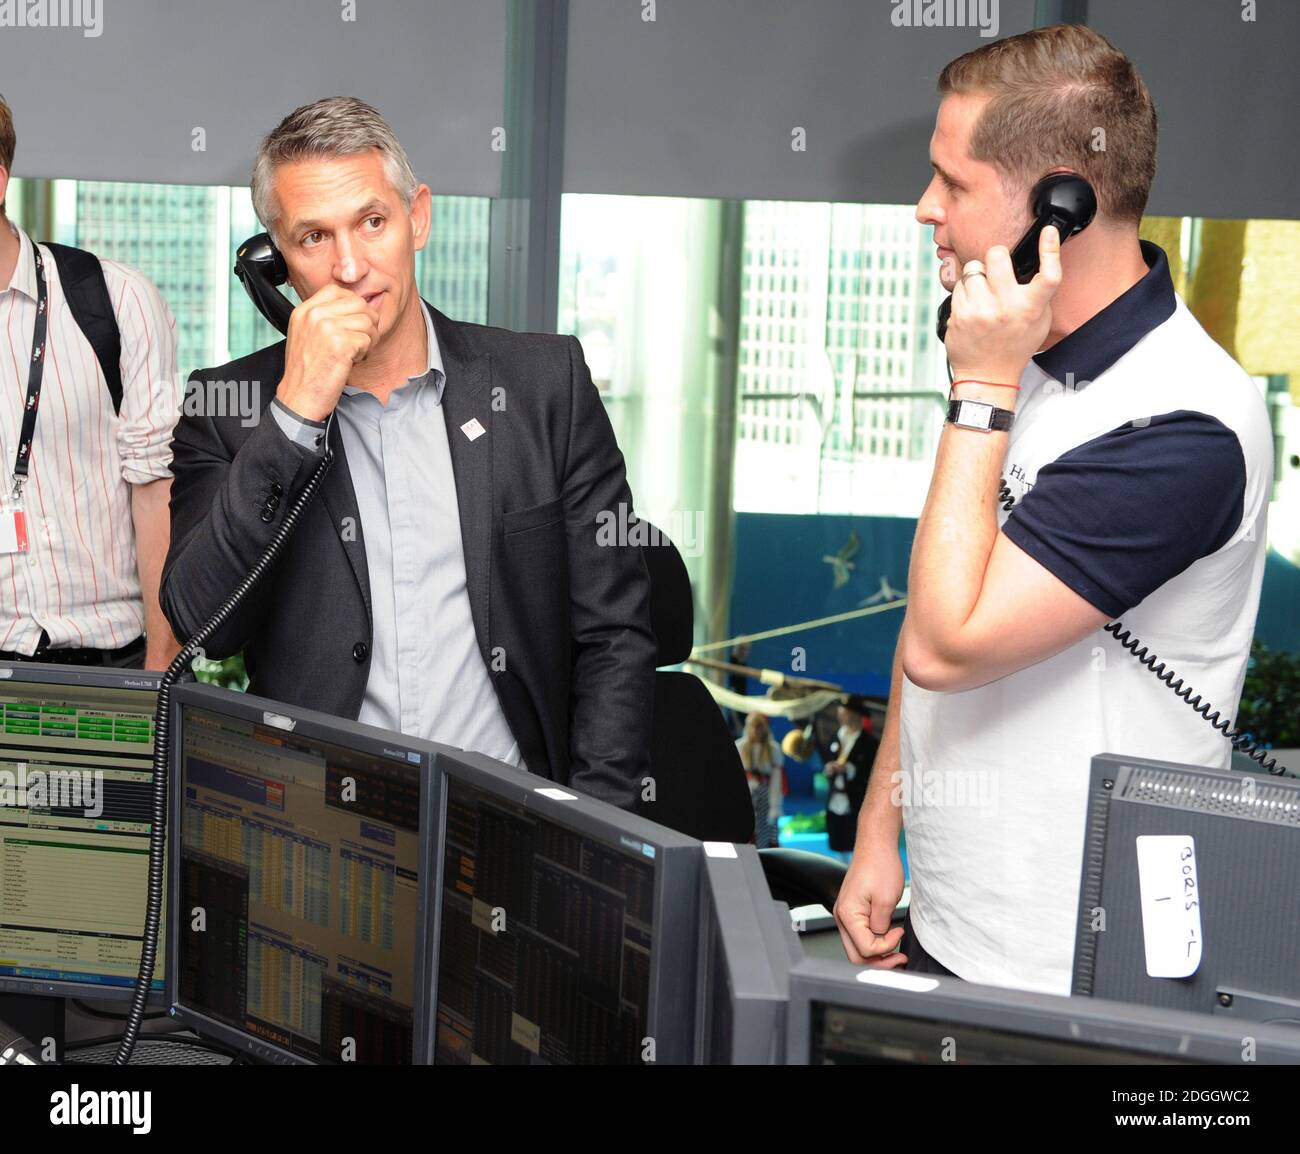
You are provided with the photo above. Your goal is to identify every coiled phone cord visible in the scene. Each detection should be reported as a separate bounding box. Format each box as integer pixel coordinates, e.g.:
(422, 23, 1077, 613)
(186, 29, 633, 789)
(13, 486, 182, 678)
(996, 475, 1295, 781)
(114, 449, 335, 1065)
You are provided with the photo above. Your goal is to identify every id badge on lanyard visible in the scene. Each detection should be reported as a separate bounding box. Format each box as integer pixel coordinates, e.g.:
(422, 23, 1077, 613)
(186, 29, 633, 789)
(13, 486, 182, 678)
(0, 491, 28, 554)
(3, 237, 47, 555)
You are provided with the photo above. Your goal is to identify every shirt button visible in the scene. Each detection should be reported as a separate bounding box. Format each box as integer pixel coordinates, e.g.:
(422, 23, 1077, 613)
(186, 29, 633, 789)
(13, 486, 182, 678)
(259, 508, 274, 523)
(352, 641, 368, 663)
(270, 482, 283, 497)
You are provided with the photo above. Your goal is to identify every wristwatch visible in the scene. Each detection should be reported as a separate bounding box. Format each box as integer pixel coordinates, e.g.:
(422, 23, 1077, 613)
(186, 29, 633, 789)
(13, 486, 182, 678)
(946, 397, 1015, 433)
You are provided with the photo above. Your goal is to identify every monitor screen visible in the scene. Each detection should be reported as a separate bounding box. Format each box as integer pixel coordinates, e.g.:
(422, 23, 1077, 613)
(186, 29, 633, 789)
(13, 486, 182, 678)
(810, 1001, 1191, 1065)
(434, 773, 658, 1064)
(0, 669, 164, 997)
(174, 700, 425, 1064)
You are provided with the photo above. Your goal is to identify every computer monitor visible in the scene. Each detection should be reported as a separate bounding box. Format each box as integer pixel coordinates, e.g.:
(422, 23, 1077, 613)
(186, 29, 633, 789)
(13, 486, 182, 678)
(167, 682, 438, 1065)
(0, 662, 165, 1001)
(787, 956, 1300, 1064)
(1073, 752, 1300, 1024)
(696, 841, 800, 1064)
(430, 749, 701, 1065)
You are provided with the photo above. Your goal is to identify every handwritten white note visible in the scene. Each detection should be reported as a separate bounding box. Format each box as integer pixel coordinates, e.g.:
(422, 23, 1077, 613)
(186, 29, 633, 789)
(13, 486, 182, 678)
(1135, 834, 1203, 978)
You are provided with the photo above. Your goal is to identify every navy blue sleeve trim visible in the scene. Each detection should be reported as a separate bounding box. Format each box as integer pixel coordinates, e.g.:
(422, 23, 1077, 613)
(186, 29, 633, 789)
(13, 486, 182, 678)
(1000, 410, 1246, 617)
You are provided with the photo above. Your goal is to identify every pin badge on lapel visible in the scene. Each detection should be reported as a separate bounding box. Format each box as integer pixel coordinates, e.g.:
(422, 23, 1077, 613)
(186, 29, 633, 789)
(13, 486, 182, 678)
(460, 418, 486, 442)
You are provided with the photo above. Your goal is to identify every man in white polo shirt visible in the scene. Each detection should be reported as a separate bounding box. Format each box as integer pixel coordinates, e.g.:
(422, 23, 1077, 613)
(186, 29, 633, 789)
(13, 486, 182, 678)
(833, 24, 1273, 996)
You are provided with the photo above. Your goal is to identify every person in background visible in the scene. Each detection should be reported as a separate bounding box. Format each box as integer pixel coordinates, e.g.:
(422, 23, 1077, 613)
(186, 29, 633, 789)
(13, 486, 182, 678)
(726, 638, 753, 738)
(0, 95, 182, 671)
(736, 710, 784, 848)
(823, 695, 877, 862)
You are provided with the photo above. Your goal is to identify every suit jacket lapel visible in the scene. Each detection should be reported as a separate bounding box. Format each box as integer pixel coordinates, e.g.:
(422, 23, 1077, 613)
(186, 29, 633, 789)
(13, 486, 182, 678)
(318, 412, 373, 627)
(429, 303, 494, 667)
(306, 303, 494, 658)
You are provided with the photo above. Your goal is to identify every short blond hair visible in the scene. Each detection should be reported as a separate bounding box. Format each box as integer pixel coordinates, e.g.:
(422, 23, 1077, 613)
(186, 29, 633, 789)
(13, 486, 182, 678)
(938, 24, 1157, 223)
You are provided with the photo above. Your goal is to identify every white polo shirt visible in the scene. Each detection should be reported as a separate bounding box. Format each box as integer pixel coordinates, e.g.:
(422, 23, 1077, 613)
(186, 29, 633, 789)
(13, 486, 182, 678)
(900, 242, 1274, 996)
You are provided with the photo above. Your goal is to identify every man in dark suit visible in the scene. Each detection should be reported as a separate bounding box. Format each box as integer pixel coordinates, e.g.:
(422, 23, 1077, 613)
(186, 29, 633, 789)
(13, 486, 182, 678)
(160, 97, 656, 808)
(824, 695, 879, 858)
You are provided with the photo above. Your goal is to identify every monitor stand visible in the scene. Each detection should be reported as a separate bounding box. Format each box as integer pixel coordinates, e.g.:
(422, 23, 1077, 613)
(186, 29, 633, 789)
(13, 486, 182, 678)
(0, 993, 66, 1063)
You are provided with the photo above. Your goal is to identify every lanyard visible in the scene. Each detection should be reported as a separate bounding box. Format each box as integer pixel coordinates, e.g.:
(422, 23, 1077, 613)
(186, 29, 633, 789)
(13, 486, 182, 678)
(10, 239, 49, 501)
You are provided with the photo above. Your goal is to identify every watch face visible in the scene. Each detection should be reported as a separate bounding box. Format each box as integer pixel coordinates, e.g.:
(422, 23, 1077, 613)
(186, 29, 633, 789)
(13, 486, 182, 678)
(957, 399, 994, 430)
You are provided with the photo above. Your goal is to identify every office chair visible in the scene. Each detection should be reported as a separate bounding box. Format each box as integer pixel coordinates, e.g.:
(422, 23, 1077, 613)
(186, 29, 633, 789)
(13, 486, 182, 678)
(638, 523, 755, 843)
(637, 522, 859, 923)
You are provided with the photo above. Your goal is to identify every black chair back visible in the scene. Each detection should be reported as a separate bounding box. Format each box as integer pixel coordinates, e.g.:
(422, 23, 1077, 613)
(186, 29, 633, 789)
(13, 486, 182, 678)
(638, 523, 754, 844)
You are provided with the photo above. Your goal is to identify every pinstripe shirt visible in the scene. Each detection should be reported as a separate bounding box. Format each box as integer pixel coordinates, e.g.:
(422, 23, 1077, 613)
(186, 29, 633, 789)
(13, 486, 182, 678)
(0, 224, 180, 654)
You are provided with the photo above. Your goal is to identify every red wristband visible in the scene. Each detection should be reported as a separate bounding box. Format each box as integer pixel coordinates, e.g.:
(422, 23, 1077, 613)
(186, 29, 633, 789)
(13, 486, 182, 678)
(951, 378, 1020, 391)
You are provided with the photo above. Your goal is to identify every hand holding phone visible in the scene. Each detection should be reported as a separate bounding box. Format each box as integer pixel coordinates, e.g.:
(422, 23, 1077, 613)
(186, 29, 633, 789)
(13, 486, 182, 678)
(276, 284, 382, 422)
(942, 225, 1064, 385)
(935, 173, 1097, 350)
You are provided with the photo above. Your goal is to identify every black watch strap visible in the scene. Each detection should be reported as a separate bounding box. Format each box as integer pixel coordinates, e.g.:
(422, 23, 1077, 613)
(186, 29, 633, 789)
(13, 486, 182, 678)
(946, 397, 1015, 432)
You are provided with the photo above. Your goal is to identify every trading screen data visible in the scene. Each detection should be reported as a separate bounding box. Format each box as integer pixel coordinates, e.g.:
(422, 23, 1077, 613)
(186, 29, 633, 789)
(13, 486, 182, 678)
(435, 776, 656, 1064)
(0, 679, 164, 993)
(177, 706, 422, 1063)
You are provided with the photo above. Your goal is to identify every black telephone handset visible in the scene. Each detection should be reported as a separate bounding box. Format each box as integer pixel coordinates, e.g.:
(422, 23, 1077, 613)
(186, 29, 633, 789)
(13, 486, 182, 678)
(935, 172, 1097, 344)
(234, 232, 295, 336)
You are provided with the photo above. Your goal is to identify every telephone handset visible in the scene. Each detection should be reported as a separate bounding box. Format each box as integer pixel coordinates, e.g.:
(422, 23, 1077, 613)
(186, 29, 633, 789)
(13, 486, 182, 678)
(234, 232, 295, 336)
(935, 172, 1097, 344)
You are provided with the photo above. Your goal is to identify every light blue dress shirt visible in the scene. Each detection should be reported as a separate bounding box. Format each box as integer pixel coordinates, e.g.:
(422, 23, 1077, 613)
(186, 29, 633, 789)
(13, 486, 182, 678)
(270, 302, 523, 769)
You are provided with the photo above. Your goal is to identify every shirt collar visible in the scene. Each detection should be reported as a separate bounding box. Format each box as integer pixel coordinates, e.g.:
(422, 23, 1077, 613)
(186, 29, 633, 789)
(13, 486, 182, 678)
(1032, 240, 1176, 388)
(2, 223, 38, 302)
(342, 298, 445, 402)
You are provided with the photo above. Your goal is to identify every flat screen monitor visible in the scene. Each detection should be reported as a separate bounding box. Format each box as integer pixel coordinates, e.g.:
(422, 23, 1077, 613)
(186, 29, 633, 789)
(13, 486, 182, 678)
(787, 957, 1300, 1064)
(167, 682, 437, 1064)
(430, 748, 701, 1065)
(1073, 752, 1300, 1025)
(696, 841, 800, 1064)
(0, 662, 164, 1001)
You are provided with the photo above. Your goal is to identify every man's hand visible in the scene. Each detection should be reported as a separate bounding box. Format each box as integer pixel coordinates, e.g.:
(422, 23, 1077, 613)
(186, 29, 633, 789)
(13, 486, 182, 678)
(833, 833, 908, 969)
(275, 284, 380, 421)
(943, 224, 1062, 384)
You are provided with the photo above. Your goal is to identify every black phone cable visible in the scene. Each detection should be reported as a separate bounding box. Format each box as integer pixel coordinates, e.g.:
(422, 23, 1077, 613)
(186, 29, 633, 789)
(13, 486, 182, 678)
(113, 448, 335, 1066)
(1103, 620, 1295, 778)
(996, 474, 1294, 779)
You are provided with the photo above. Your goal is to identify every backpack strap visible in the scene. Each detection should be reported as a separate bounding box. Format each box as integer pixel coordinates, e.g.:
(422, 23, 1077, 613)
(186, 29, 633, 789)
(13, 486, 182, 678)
(42, 242, 124, 415)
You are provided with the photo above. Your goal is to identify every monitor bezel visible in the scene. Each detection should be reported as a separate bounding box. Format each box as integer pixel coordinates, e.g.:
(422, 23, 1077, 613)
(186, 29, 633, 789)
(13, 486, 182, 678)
(786, 955, 1300, 1064)
(426, 746, 702, 1066)
(166, 681, 442, 1066)
(696, 844, 796, 1065)
(0, 660, 167, 1005)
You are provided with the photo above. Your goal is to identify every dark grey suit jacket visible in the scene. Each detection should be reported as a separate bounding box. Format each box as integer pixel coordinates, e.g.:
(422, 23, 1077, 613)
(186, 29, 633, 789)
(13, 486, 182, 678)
(160, 303, 657, 808)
